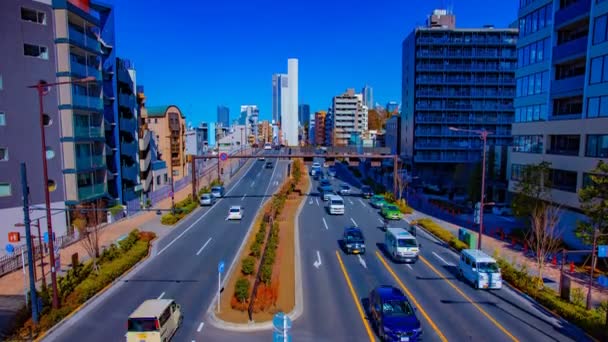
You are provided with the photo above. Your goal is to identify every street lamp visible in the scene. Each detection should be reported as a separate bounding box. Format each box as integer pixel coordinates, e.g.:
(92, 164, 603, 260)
(448, 126, 493, 250)
(28, 76, 96, 309)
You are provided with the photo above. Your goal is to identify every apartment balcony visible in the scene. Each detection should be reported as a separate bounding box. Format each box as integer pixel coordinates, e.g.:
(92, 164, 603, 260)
(415, 103, 513, 111)
(119, 117, 136, 134)
(68, 26, 101, 53)
(415, 116, 512, 124)
(551, 75, 585, 97)
(552, 37, 588, 63)
(416, 37, 510, 46)
(72, 92, 103, 110)
(141, 169, 153, 192)
(414, 153, 480, 163)
(120, 141, 137, 157)
(73, 121, 104, 139)
(118, 93, 136, 109)
(121, 163, 139, 181)
(70, 61, 101, 80)
(78, 183, 106, 201)
(555, 0, 591, 29)
(414, 141, 483, 150)
(139, 130, 151, 150)
(416, 90, 515, 99)
(76, 154, 105, 170)
(140, 148, 151, 171)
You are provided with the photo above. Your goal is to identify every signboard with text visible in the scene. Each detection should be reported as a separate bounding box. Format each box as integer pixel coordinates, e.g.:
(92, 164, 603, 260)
(8, 232, 20, 243)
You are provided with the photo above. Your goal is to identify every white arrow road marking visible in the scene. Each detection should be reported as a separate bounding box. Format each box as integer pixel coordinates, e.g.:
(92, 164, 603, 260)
(196, 237, 212, 256)
(313, 251, 322, 268)
(433, 251, 455, 266)
(197, 322, 205, 332)
(358, 254, 367, 269)
(350, 217, 358, 226)
(157, 292, 165, 300)
(322, 218, 329, 230)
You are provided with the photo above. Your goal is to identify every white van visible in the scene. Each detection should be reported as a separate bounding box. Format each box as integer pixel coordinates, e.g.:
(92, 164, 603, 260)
(126, 299, 183, 342)
(327, 195, 345, 215)
(458, 249, 502, 289)
(385, 228, 420, 263)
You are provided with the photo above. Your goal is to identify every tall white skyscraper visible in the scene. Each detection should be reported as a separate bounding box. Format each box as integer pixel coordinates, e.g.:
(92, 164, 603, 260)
(285, 58, 299, 146)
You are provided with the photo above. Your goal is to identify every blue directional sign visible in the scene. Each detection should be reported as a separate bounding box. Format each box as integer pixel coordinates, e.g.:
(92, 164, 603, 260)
(5, 244, 14, 255)
(273, 312, 292, 342)
(218, 260, 225, 274)
(43, 232, 55, 244)
(598, 245, 608, 258)
(598, 275, 608, 288)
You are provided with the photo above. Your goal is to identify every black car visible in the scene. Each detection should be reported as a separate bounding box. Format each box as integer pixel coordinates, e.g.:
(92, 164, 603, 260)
(342, 227, 366, 254)
(368, 286, 422, 341)
(265, 161, 273, 169)
(361, 185, 374, 199)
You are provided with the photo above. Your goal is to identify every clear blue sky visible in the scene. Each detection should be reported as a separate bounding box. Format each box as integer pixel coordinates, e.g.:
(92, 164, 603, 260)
(106, 0, 517, 125)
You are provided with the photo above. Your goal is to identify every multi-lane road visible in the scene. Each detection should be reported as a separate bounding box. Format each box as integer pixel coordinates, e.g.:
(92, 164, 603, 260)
(45, 156, 592, 341)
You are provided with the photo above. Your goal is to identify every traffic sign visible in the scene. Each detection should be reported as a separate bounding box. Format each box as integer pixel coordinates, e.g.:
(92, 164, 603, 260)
(218, 260, 225, 274)
(599, 275, 608, 288)
(219, 152, 228, 162)
(8, 232, 20, 243)
(272, 312, 292, 342)
(5, 244, 14, 255)
(598, 245, 608, 258)
(43, 232, 55, 244)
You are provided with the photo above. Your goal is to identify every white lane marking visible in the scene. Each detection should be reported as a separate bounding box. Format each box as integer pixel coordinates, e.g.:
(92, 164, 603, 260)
(433, 251, 455, 266)
(313, 251, 322, 268)
(250, 181, 255, 187)
(350, 217, 358, 226)
(315, 198, 319, 206)
(358, 254, 367, 269)
(348, 199, 354, 205)
(407, 264, 413, 270)
(157, 292, 165, 299)
(196, 237, 212, 256)
(197, 322, 205, 332)
(322, 218, 329, 230)
(378, 218, 384, 223)
(157, 160, 256, 256)
(358, 198, 366, 206)
(241, 193, 247, 201)
(258, 157, 280, 209)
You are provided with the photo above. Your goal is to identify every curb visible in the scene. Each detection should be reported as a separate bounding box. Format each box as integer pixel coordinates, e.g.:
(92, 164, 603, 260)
(35, 235, 156, 342)
(207, 160, 308, 331)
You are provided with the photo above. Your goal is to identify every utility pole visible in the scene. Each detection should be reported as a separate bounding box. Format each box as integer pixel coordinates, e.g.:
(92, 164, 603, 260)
(587, 229, 598, 310)
(20, 163, 39, 324)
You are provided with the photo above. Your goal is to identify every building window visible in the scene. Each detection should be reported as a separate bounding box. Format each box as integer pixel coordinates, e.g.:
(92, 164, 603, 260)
(0, 148, 7, 161)
(0, 112, 5, 126)
(586, 134, 608, 157)
(513, 135, 544, 153)
(594, 14, 608, 45)
(0, 74, 3, 90)
(164, 174, 168, 183)
(548, 135, 580, 156)
(553, 96, 583, 116)
(517, 38, 549, 68)
(589, 55, 608, 84)
(549, 169, 578, 192)
(519, 3, 552, 38)
(21, 7, 46, 25)
(23, 43, 48, 60)
(516, 71, 549, 97)
(515, 104, 548, 122)
(587, 96, 608, 117)
(0, 183, 11, 197)
(511, 164, 525, 181)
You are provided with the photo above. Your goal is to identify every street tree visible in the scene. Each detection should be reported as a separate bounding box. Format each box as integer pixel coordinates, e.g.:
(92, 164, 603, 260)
(79, 200, 102, 271)
(577, 160, 608, 245)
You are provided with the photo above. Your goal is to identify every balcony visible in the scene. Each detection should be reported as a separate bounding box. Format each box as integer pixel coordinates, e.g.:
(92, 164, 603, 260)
(415, 115, 512, 124)
(120, 141, 137, 157)
(552, 37, 588, 63)
(551, 75, 585, 97)
(70, 61, 101, 80)
(78, 183, 106, 201)
(119, 117, 136, 134)
(414, 153, 480, 163)
(118, 93, 135, 109)
(72, 93, 103, 110)
(76, 154, 105, 170)
(139, 130, 151, 150)
(121, 163, 139, 181)
(415, 141, 483, 150)
(140, 148, 151, 171)
(73, 122, 103, 138)
(68, 27, 101, 53)
(555, 0, 591, 29)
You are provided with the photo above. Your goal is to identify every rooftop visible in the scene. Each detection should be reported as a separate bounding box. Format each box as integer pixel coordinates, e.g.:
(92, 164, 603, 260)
(146, 105, 185, 118)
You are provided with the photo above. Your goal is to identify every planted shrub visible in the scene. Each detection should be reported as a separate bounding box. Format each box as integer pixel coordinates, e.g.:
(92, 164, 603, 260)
(241, 257, 256, 275)
(161, 213, 178, 225)
(260, 263, 273, 284)
(250, 242, 262, 258)
(235, 278, 250, 303)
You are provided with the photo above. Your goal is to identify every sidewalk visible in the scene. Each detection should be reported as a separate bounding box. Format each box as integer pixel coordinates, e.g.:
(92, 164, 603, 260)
(0, 155, 252, 336)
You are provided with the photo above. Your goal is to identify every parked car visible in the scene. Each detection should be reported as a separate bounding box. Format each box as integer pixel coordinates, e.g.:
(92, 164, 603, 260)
(227, 206, 243, 220)
(361, 185, 374, 199)
(211, 186, 224, 198)
(368, 286, 422, 341)
(381, 204, 403, 220)
(199, 193, 215, 206)
(338, 184, 351, 195)
(342, 227, 365, 254)
(370, 195, 388, 209)
(265, 161, 273, 169)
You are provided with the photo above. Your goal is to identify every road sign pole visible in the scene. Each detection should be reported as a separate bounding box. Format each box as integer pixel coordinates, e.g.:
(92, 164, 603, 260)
(20, 163, 39, 324)
(217, 270, 221, 313)
(22, 249, 27, 306)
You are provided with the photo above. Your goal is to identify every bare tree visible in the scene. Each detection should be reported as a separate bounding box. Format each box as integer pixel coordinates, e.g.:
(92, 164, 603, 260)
(79, 200, 101, 272)
(526, 203, 562, 287)
(395, 172, 407, 201)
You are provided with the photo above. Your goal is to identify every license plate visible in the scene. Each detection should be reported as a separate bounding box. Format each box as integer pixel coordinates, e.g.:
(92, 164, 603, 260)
(353, 250, 359, 254)
(404, 259, 411, 262)
(401, 337, 409, 341)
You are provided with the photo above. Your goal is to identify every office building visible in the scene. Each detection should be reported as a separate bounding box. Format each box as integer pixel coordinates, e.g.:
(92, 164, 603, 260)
(185, 123, 209, 156)
(217, 105, 229, 128)
(272, 59, 299, 145)
(0, 0, 68, 249)
(143, 105, 187, 180)
(401, 9, 518, 188)
(239, 105, 259, 144)
(298, 104, 310, 127)
(314, 111, 327, 146)
(258, 120, 271, 143)
(362, 85, 374, 110)
(386, 101, 400, 115)
(385, 115, 402, 155)
(327, 89, 369, 146)
(509, 0, 608, 215)
(272, 74, 287, 123)
(137, 85, 153, 194)
(309, 114, 316, 145)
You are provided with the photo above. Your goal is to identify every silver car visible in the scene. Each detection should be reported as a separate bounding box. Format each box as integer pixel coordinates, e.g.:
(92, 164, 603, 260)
(200, 193, 215, 206)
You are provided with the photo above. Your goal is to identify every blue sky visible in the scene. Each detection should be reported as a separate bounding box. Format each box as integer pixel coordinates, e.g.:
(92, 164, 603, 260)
(106, 0, 518, 125)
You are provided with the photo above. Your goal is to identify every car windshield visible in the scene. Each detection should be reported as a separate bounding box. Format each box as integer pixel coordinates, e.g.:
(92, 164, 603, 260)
(372, 196, 384, 201)
(397, 238, 417, 248)
(331, 199, 344, 205)
(477, 262, 500, 273)
(382, 299, 414, 317)
(127, 318, 158, 332)
(362, 186, 371, 192)
(341, 185, 349, 189)
(212, 187, 221, 192)
(202, 195, 210, 199)
(386, 205, 398, 211)
(230, 208, 240, 213)
(346, 232, 364, 242)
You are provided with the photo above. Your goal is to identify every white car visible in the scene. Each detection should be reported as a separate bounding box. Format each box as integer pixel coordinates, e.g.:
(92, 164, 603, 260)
(199, 193, 215, 206)
(338, 184, 351, 195)
(228, 206, 243, 220)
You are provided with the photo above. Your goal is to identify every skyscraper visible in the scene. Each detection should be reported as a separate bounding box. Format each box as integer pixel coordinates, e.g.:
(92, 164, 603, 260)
(298, 104, 310, 126)
(272, 74, 287, 124)
(217, 105, 229, 127)
(362, 85, 374, 109)
(327, 89, 369, 146)
(285, 58, 299, 145)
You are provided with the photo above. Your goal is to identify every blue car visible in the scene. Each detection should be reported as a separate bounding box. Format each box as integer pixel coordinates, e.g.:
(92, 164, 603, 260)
(368, 285, 422, 341)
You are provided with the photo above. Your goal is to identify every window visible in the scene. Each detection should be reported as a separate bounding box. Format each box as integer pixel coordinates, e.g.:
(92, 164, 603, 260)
(164, 174, 168, 182)
(586, 134, 608, 157)
(549, 169, 578, 192)
(0, 112, 5, 126)
(0, 183, 11, 197)
(23, 43, 48, 60)
(548, 135, 580, 155)
(511, 164, 525, 181)
(591, 57, 605, 84)
(0, 74, 3, 90)
(587, 95, 608, 117)
(513, 135, 544, 153)
(594, 15, 608, 45)
(516, 71, 548, 97)
(21, 7, 46, 25)
(0, 148, 7, 161)
(519, 3, 552, 38)
(156, 175, 160, 185)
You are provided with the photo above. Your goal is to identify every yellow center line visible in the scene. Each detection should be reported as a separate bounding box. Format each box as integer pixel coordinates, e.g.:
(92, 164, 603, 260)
(419, 255, 519, 342)
(335, 251, 375, 342)
(375, 251, 448, 342)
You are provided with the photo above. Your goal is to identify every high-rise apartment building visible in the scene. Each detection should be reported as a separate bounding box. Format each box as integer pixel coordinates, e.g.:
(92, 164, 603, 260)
(509, 0, 608, 214)
(401, 9, 518, 187)
(362, 85, 374, 109)
(144, 105, 187, 180)
(217, 105, 229, 128)
(0, 0, 69, 247)
(137, 85, 153, 195)
(327, 89, 369, 146)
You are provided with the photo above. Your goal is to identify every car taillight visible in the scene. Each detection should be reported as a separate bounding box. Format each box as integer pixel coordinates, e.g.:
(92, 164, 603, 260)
(155, 319, 160, 330)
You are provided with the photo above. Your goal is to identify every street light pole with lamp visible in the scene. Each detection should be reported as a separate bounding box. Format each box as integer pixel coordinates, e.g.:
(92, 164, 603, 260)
(28, 76, 96, 309)
(448, 126, 493, 250)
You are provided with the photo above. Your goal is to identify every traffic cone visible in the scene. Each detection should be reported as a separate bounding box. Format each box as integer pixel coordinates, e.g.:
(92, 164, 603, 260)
(570, 261, 575, 273)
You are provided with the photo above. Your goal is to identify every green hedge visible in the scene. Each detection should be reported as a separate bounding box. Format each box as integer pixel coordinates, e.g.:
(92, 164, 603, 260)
(161, 195, 199, 225)
(413, 218, 468, 251)
(235, 278, 250, 303)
